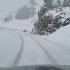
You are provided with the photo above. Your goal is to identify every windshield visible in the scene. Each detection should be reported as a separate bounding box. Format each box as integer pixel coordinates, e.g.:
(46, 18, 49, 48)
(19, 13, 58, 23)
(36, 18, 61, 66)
(0, 0, 70, 70)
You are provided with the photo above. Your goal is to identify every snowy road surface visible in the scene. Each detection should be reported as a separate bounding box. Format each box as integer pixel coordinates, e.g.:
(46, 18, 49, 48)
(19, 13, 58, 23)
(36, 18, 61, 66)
(0, 26, 70, 67)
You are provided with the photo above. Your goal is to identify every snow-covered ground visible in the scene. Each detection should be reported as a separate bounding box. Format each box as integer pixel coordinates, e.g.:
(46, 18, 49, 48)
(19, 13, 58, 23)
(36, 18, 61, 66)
(0, 23, 70, 67)
(0, 1, 70, 67)
(31, 24, 70, 65)
(0, 13, 38, 33)
(0, 28, 21, 67)
(0, 19, 33, 32)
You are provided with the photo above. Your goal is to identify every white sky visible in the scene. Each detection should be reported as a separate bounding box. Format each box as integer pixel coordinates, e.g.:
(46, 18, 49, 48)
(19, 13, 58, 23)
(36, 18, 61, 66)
(0, 0, 28, 18)
(0, 0, 43, 19)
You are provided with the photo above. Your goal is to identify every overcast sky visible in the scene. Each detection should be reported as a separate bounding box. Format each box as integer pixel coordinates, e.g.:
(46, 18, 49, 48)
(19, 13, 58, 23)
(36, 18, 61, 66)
(0, 0, 29, 18)
(0, 0, 43, 19)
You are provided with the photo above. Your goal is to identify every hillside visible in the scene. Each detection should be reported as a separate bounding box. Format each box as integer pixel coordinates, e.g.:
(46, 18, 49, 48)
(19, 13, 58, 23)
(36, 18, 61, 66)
(34, 6, 70, 35)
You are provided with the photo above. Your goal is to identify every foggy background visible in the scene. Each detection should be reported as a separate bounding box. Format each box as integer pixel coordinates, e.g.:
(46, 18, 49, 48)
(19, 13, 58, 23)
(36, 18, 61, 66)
(0, 0, 42, 19)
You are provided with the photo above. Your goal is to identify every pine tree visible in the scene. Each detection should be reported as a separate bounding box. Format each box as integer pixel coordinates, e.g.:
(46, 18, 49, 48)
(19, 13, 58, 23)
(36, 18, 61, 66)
(15, 5, 33, 19)
(29, 0, 36, 7)
(57, 0, 61, 7)
(29, 0, 37, 16)
(44, 0, 53, 9)
(63, 0, 70, 6)
(34, 5, 48, 34)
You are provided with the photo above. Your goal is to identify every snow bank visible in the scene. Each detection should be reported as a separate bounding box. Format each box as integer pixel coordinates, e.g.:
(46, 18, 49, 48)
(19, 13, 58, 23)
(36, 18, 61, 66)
(30, 24, 70, 65)
(47, 24, 70, 49)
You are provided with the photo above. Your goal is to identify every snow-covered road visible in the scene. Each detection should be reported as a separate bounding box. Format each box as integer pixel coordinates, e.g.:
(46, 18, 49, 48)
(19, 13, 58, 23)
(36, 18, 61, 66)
(0, 26, 70, 67)
(18, 32, 54, 66)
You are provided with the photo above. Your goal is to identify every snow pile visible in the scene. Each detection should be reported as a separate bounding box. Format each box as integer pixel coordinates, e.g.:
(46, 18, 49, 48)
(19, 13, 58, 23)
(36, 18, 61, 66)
(46, 24, 70, 64)
(47, 24, 70, 49)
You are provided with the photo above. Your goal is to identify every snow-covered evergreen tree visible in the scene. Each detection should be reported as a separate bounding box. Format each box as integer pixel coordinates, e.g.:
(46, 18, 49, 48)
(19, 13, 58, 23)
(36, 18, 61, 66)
(29, 0, 36, 15)
(63, 0, 70, 6)
(44, 0, 53, 9)
(57, 0, 61, 7)
(29, 0, 36, 7)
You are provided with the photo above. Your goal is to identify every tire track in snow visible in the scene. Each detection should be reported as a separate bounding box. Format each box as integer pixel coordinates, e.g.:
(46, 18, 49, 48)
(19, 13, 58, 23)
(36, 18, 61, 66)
(31, 37, 58, 65)
(24, 33, 58, 65)
(0, 27, 24, 67)
(0, 27, 58, 65)
(12, 34, 24, 67)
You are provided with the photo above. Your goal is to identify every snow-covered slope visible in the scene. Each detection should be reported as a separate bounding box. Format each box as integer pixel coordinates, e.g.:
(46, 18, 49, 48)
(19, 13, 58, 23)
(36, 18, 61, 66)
(44, 24, 70, 65)
(19, 25, 70, 66)
(28, 24, 70, 65)
(47, 24, 70, 50)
